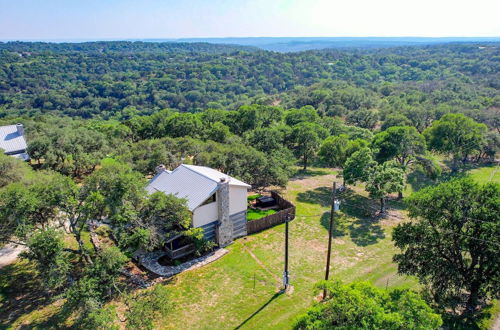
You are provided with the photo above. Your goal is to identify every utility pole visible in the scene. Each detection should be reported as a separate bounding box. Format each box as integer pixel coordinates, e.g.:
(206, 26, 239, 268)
(283, 214, 290, 291)
(323, 181, 339, 299)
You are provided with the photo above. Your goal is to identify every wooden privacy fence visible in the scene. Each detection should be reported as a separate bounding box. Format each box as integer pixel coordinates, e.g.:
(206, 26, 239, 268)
(247, 191, 295, 234)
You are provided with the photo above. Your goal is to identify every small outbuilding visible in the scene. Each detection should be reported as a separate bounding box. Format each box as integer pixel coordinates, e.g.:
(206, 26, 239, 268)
(146, 164, 251, 247)
(0, 124, 29, 161)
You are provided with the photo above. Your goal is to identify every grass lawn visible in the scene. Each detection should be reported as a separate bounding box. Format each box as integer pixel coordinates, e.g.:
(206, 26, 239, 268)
(247, 208, 277, 221)
(404, 162, 499, 196)
(468, 164, 499, 184)
(157, 168, 418, 329)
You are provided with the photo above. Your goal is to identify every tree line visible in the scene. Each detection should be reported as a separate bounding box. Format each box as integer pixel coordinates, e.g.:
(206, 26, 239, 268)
(1, 42, 498, 118)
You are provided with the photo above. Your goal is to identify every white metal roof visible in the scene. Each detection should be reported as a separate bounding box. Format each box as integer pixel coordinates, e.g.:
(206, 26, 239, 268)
(0, 125, 27, 154)
(146, 164, 250, 211)
(182, 164, 250, 188)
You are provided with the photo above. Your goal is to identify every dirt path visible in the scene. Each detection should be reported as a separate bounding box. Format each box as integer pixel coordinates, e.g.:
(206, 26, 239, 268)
(492, 315, 500, 330)
(0, 244, 26, 269)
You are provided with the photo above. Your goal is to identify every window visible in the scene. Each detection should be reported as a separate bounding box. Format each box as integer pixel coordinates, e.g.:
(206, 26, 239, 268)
(200, 194, 216, 206)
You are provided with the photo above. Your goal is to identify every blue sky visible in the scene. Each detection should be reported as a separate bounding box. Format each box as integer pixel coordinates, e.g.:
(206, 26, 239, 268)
(1, 0, 499, 40)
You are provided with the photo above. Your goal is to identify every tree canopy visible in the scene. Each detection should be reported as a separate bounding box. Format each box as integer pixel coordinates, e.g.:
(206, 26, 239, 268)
(393, 178, 500, 322)
(295, 280, 442, 330)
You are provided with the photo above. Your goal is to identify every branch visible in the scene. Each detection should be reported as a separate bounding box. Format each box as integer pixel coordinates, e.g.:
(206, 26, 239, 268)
(62, 247, 80, 254)
(5, 239, 27, 246)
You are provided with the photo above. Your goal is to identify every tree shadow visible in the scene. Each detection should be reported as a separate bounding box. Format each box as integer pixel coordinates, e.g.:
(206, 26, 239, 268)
(441, 159, 494, 172)
(298, 186, 387, 246)
(340, 191, 386, 246)
(347, 217, 385, 247)
(234, 291, 283, 329)
(406, 168, 434, 193)
(0, 261, 53, 328)
(318, 190, 385, 246)
(291, 168, 333, 180)
(320, 212, 349, 238)
(23, 303, 74, 329)
(296, 186, 332, 207)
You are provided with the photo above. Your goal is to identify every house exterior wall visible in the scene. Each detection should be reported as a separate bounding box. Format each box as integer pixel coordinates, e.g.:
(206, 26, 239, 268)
(192, 201, 218, 227)
(229, 186, 248, 215)
(192, 185, 248, 228)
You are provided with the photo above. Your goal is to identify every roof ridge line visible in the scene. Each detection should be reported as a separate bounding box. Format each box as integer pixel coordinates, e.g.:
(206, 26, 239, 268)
(180, 164, 227, 184)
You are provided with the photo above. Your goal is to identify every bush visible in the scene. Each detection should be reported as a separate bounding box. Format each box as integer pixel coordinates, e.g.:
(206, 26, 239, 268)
(295, 280, 442, 330)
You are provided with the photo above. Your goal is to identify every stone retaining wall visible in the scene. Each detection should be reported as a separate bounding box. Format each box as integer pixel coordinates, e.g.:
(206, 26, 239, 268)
(134, 248, 228, 278)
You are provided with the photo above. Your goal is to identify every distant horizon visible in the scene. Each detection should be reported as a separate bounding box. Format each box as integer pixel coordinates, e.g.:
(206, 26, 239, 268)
(2, 36, 500, 43)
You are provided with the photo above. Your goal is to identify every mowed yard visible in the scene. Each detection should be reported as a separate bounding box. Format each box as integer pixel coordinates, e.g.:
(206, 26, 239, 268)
(1, 165, 498, 329)
(161, 168, 418, 329)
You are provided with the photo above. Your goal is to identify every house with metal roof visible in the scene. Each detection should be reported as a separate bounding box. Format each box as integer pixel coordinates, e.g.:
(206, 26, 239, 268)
(146, 164, 250, 247)
(0, 124, 29, 161)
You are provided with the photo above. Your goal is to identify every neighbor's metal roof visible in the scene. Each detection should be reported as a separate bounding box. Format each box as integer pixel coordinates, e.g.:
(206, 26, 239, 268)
(0, 125, 27, 154)
(146, 164, 250, 211)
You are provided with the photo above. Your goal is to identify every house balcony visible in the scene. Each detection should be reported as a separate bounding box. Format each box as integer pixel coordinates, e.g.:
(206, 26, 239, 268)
(165, 234, 196, 260)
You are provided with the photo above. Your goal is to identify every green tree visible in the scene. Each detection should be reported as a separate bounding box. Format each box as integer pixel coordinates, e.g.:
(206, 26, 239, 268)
(381, 113, 412, 131)
(82, 158, 146, 222)
(319, 135, 368, 186)
(26, 136, 50, 165)
(197, 142, 291, 190)
(0, 171, 77, 243)
(404, 107, 436, 133)
(393, 178, 500, 321)
(245, 126, 290, 153)
(295, 280, 442, 330)
(78, 306, 119, 330)
(128, 192, 191, 251)
(66, 247, 129, 314)
(346, 109, 379, 129)
(126, 285, 171, 330)
(372, 126, 427, 198)
(424, 113, 487, 168)
(373, 126, 426, 169)
(117, 139, 178, 174)
(292, 122, 324, 171)
(0, 152, 30, 188)
(343, 147, 376, 185)
(162, 113, 203, 138)
(22, 229, 72, 291)
(365, 161, 405, 213)
(285, 106, 320, 126)
(205, 122, 230, 143)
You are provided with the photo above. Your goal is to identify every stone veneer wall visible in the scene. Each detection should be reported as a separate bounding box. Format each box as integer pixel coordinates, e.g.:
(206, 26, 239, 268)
(216, 179, 233, 247)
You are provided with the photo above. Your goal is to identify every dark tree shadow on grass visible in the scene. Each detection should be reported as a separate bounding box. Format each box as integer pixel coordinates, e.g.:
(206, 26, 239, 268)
(296, 186, 332, 208)
(23, 303, 74, 329)
(0, 261, 54, 328)
(406, 169, 434, 194)
(340, 191, 386, 246)
(300, 188, 386, 247)
(347, 218, 385, 247)
(291, 168, 333, 180)
(234, 291, 283, 329)
(321, 211, 385, 247)
(320, 212, 349, 238)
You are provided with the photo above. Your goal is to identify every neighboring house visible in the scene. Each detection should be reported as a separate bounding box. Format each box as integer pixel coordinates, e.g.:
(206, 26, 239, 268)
(146, 164, 251, 247)
(0, 124, 29, 161)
